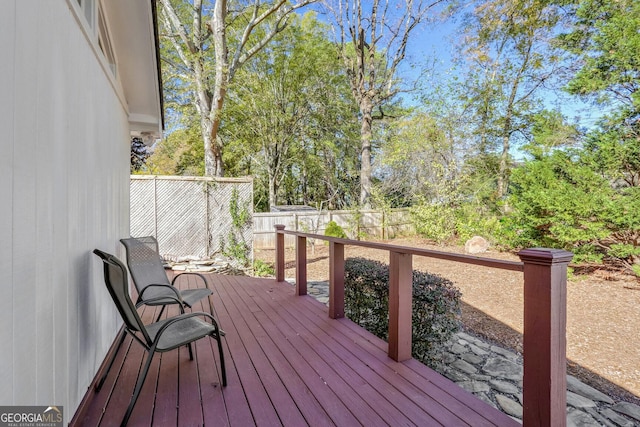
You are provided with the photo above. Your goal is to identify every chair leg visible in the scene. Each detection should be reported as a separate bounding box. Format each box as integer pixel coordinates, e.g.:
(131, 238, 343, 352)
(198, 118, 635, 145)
(188, 343, 194, 360)
(155, 305, 166, 322)
(121, 350, 155, 427)
(95, 330, 127, 392)
(216, 335, 227, 387)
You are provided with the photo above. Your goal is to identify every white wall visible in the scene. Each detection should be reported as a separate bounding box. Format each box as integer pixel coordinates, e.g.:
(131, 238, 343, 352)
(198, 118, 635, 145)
(0, 1, 133, 422)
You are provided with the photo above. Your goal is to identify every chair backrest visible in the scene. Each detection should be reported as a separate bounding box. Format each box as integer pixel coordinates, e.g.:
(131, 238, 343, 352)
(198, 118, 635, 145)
(120, 236, 171, 293)
(93, 249, 151, 343)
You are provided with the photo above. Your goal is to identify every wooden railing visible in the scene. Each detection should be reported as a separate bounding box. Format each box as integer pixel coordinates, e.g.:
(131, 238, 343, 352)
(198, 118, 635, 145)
(274, 224, 573, 427)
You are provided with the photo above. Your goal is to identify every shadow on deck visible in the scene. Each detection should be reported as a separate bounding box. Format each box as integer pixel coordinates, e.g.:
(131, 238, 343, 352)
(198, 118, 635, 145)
(72, 273, 518, 426)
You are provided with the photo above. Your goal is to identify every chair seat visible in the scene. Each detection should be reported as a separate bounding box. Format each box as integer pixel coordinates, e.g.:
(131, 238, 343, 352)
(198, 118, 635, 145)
(145, 316, 218, 352)
(141, 287, 212, 308)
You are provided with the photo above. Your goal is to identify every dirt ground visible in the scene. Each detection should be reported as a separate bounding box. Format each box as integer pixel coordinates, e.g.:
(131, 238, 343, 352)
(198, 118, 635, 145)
(255, 236, 640, 404)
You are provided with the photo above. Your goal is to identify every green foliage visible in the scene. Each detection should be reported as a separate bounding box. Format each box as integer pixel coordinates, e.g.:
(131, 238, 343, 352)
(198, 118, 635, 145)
(410, 201, 457, 244)
(505, 146, 640, 271)
(223, 12, 359, 211)
(409, 199, 503, 245)
(130, 137, 151, 173)
(324, 221, 347, 239)
(221, 188, 252, 268)
(557, 0, 640, 109)
(253, 259, 275, 277)
(344, 257, 461, 366)
(147, 127, 204, 176)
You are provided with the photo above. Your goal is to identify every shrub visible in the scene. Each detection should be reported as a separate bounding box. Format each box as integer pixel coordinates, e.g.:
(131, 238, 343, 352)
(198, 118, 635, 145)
(324, 220, 347, 239)
(344, 257, 461, 366)
(409, 203, 457, 243)
(253, 259, 274, 277)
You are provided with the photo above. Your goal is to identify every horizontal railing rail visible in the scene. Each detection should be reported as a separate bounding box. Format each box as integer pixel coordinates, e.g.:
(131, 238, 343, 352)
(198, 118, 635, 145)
(274, 224, 572, 427)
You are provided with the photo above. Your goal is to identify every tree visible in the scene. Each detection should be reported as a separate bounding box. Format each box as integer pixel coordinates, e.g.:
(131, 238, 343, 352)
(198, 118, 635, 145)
(222, 13, 359, 210)
(557, 0, 639, 111)
(146, 127, 205, 175)
(158, 0, 315, 177)
(130, 137, 151, 173)
(326, 0, 447, 207)
(376, 112, 459, 206)
(459, 0, 563, 199)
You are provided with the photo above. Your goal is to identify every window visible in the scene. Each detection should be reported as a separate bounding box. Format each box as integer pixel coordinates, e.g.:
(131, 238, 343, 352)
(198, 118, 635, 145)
(76, 0, 95, 29)
(75, 0, 116, 77)
(97, 6, 116, 76)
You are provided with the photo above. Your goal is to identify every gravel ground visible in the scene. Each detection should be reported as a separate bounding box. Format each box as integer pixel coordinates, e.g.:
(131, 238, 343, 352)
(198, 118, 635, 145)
(255, 236, 640, 405)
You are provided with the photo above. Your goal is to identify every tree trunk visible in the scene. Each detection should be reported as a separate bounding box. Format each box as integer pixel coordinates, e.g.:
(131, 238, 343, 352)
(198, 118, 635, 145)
(206, 0, 228, 177)
(268, 173, 277, 209)
(360, 97, 374, 208)
(497, 131, 510, 198)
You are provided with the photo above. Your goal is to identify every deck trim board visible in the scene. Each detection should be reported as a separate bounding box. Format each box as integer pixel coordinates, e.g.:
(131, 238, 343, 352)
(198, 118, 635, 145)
(72, 273, 520, 427)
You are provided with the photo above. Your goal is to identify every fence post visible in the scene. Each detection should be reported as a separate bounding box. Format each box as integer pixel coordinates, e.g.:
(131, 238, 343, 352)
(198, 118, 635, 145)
(328, 241, 345, 319)
(296, 235, 307, 295)
(518, 248, 573, 427)
(275, 225, 285, 282)
(388, 251, 413, 361)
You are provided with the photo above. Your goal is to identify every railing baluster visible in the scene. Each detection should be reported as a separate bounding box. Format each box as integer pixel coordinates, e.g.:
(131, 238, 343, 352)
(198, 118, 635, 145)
(519, 248, 573, 427)
(296, 235, 307, 295)
(389, 251, 413, 361)
(329, 241, 345, 319)
(275, 225, 285, 282)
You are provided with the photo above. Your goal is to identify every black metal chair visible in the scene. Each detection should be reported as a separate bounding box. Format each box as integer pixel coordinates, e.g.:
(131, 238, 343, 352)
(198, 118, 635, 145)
(93, 249, 226, 427)
(120, 236, 213, 322)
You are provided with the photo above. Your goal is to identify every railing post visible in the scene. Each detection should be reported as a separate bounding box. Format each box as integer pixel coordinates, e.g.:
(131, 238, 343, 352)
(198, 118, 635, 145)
(296, 235, 307, 295)
(328, 241, 345, 319)
(388, 251, 413, 361)
(275, 224, 285, 282)
(518, 248, 573, 427)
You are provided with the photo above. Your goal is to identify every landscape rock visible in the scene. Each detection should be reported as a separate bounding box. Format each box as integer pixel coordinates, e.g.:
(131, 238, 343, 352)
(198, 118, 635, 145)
(567, 375, 614, 404)
(567, 391, 598, 409)
(567, 409, 600, 427)
(496, 394, 523, 418)
(465, 236, 490, 254)
(490, 379, 520, 394)
(598, 408, 636, 426)
(457, 380, 491, 393)
(611, 402, 640, 422)
(482, 357, 522, 380)
(452, 359, 478, 374)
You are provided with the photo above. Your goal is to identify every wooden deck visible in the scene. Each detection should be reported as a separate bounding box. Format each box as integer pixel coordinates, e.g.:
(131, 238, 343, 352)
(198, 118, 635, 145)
(72, 273, 519, 426)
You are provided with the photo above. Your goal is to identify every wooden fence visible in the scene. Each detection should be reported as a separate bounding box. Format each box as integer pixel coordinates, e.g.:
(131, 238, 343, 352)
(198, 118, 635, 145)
(253, 208, 414, 249)
(130, 175, 253, 259)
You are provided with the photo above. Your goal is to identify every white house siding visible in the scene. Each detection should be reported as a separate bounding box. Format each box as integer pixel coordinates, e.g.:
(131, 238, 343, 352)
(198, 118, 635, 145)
(0, 1, 133, 422)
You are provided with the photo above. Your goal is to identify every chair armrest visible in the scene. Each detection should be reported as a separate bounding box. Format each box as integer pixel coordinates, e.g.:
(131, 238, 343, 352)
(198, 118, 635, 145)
(138, 283, 184, 304)
(171, 272, 210, 289)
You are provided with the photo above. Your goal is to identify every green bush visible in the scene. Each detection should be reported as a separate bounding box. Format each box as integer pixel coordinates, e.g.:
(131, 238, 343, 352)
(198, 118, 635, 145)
(253, 259, 274, 277)
(409, 203, 457, 243)
(324, 220, 347, 239)
(344, 257, 461, 366)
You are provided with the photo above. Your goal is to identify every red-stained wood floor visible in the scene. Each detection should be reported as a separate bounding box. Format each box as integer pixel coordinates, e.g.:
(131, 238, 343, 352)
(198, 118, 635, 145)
(72, 272, 519, 426)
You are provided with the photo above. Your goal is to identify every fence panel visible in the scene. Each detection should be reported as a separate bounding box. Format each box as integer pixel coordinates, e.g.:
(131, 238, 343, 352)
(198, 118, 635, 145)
(130, 176, 253, 259)
(253, 208, 414, 249)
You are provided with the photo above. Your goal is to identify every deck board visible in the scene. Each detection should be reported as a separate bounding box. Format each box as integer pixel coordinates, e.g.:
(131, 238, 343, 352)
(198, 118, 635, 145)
(72, 273, 519, 427)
